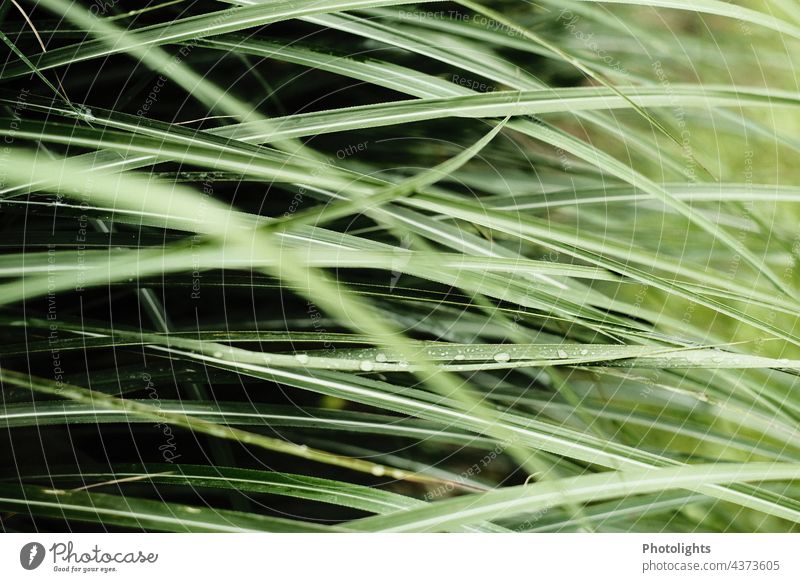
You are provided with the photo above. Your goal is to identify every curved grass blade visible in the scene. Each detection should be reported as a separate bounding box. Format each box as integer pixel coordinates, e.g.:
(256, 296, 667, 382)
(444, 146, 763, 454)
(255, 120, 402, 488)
(346, 462, 800, 531)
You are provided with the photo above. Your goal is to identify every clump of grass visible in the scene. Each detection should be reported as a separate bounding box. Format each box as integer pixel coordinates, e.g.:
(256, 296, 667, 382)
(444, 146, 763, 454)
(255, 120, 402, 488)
(0, 0, 799, 532)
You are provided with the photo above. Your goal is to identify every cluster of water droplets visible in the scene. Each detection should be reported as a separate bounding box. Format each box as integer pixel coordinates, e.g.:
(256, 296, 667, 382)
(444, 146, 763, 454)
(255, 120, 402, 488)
(271, 344, 723, 374)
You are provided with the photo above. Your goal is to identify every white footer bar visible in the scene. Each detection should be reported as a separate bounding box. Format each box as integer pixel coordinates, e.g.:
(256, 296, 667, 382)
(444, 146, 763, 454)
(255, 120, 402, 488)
(1, 534, 796, 581)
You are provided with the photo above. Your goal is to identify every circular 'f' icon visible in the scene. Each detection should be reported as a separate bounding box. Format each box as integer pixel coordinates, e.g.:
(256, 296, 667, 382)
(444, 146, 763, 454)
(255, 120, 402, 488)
(19, 542, 45, 570)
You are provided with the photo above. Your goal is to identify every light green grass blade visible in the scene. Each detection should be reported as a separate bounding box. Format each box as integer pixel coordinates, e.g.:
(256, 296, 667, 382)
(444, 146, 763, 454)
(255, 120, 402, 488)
(347, 462, 800, 531)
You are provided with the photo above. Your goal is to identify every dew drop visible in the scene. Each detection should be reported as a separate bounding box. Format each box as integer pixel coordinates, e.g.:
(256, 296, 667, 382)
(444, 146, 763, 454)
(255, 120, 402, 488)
(579, 349, 589, 356)
(360, 360, 375, 372)
(295, 353, 309, 364)
(557, 349, 568, 359)
(494, 352, 510, 363)
(454, 353, 466, 361)
(212, 351, 223, 359)
(375, 353, 388, 363)
(371, 465, 386, 477)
